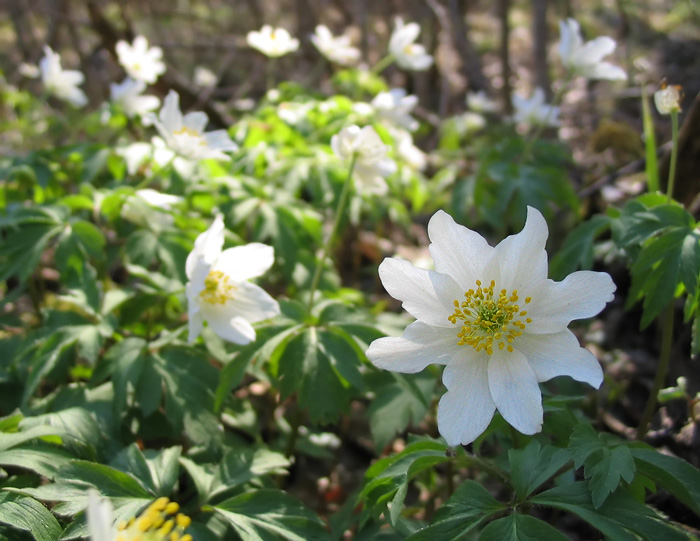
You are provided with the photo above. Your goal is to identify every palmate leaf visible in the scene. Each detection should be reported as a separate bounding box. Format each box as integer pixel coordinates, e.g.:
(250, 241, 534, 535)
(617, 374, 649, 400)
(531, 481, 688, 541)
(508, 439, 571, 501)
(358, 440, 451, 526)
(568, 424, 635, 508)
(549, 214, 612, 280)
(0, 492, 61, 541)
(479, 514, 568, 541)
(213, 489, 330, 540)
(408, 480, 505, 540)
(111, 444, 182, 496)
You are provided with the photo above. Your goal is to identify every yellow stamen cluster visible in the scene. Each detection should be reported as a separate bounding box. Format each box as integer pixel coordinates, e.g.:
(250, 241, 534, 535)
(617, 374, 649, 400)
(116, 497, 192, 541)
(172, 127, 201, 137)
(448, 279, 532, 355)
(199, 270, 237, 305)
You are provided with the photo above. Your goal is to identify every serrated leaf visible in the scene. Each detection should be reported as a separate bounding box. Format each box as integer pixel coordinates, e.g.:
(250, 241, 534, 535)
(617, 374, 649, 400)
(0, 493, 61, 541)
(550, 214, 611, 280)
(214, 489, 330, 540)
(408, 480, 505, 540)
(508, 439, 571, 500)
(480, 514, 568, 541)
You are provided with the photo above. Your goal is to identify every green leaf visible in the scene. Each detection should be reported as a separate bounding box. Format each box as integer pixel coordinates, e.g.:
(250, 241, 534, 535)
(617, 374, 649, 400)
(210, 448, 290, 501)
(0, 493, 61, 541)
(58, 460, 153, 498)
(480, 514, 568, 541)
(0, 446, 72, 479)
(112, 444, 182, 496)
(568, 424, 635, 507)
(214, 489, 330, 540)
(631, 447, 700, 516)
(359, 440, 450, 524)
(407, 480, 505, 540)
(550, 214, 611, 280)
(532, 482, 688, 541)
(508, 439, 571, 500)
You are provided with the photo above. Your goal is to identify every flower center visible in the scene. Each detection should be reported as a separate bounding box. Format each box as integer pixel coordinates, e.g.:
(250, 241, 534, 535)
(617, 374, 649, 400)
(448, 279, 532, 355)
(116, 497, 192, 541)
(173, 126, 201, 138)
(199, 270, 236, 305)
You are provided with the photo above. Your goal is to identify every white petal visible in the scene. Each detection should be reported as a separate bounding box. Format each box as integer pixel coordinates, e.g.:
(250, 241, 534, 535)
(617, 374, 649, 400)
(488, 349, 543, 435)
(378, 258, 461, 327)
(515, 330, 603, 387)
(183, 111, 208, 134)
(427, 210, 493, 289)
(188, 310, 204, 344)
(215, 243, 274, 281)
(86, 490, 115, 541)
(437, 354, 496, 446)
(206, 314, 257, 345)
(201, 281, 279, 325)
(526, 270, 616, 334)
(203, 130, 238, 152)
(494, 206, 549, 293)
(585, 62, 626, 81)
(160, 91, 182, 131)
(366, 321, 460, 373)
(580, 36, 616, 62)
(185, 214, 225, 281)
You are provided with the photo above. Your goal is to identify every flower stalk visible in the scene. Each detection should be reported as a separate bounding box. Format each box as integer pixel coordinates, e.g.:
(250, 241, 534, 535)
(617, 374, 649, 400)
(667, 109, 679, 202)
(306, 155, 357, 314)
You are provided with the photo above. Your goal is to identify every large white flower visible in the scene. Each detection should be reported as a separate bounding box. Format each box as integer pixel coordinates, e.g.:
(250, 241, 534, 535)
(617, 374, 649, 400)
(512, 88, 560, 129)
(186, 215, 280, 345)
(148, 90, 238, 161)
(558, 19, 626, 81)
(110, 77, 160, 119)
(366, 207, 615, 446)
(39, 46, 87, 107)
(87, 490, 192, 541)
(115, 36, 166, 84)
(371, 89, 419, 132)
(247, 25, 299, 58)
(331, 125, 397, 195)
(311, 25, 360, 66)
(388, 18, 434, 72)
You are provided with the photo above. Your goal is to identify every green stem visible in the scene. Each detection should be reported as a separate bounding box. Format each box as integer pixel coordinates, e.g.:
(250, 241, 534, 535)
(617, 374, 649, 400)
(266, 58, 277, 92)
(134, 155, 175, 191)
(666, 110, 679, 202)
(636, 301, 675, 439)
(306, 155, 357, 314)
(518, 80, 569, 164)
(371, 54, 395, 75)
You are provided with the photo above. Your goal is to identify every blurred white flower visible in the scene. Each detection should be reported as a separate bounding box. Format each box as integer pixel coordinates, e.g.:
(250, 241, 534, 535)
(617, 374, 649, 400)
(110, 77, 160, 120)
(331, 125, 397, 195)
(512, 88, 560, 128)
(558, 19, 626, 81)
(121, 189, 183, 229)
(654, 83, 682, 115)
(311, 25, 360, 66)
(466, 91, 497, 113)
(116, 36, 166, 84)
(148, 90, 238, 161)
(117, 142, 152, 175)
(366, 207, 615, 446)
(277, 101, 314, 126)
(454, 112, 486, 136)
(371, 89, 419, 132)
(19, 62, 40, 78)
(194, 66, 218, 88)
(392, 128, 427, 171)
(186, 215, 280, 344)
(87, 490, 115, 541)
(388, 18, 433, 72)
(39, 46, 87, 107)
(247, 25, 299, 58)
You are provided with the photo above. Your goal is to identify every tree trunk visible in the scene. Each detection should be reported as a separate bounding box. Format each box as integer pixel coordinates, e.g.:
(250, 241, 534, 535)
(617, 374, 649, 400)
(532, 0, 551, 99)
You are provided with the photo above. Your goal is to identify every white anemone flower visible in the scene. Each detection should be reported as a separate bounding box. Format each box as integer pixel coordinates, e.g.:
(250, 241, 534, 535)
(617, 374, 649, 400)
(194, 66, 218, 88)
(558, 19, 626, 81)
(388, 18, 434, 72)
(366, 207, 615, 446)
(110, 77, 160, 119)
(39, 46, 87, 107)
(371, 89, 419, 132)
(512, 88, 560, 129)
(121, 189, 183, 229)
(186, 215, 280, 345)
(392, 128, 427, 171)
(148, 90, 238, 161)
(246, 25, 299, 58)
(654, 84, 682, 115)
(115, 36, 166, 84)
(467, 91, 497, 113)
(311, 25, 360, 66)
(331, 125, 397, 195)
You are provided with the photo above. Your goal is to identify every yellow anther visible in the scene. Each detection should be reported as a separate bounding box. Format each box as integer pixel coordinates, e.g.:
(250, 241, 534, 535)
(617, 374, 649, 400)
(200, 270, 237, 305)
(448, 279, 533, 355)
(115, 498, 192, 541)
(165, 502, 179, 515)
(173, 126, 200, 137)
(176, 514, 192, 529)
